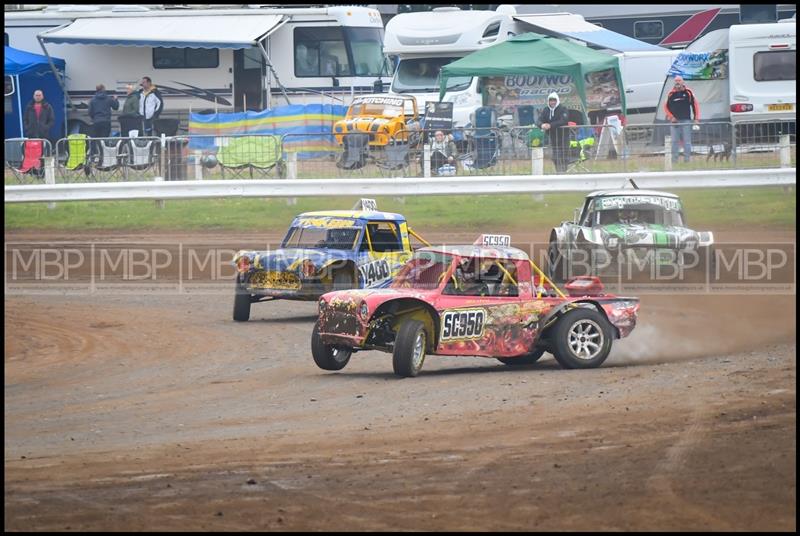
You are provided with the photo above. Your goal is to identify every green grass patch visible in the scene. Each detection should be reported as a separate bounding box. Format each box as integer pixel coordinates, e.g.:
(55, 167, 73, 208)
(5, 186, 795, 233)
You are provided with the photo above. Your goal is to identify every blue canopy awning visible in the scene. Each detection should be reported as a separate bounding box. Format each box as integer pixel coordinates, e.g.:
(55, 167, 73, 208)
(4, 46, 65, 75)
(39, 14, 285, 49)
(514, 14, 666, 52)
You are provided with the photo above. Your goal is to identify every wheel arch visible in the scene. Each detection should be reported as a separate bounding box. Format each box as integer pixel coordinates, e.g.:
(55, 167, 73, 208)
(370, 298, 440, 352)
(540, 299, 620, 339)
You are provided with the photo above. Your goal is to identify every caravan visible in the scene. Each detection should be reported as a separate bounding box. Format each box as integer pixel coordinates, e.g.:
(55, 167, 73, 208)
(4, 5, 389, 134)
(728, 21, 796, 126)
(654, 20, 795, 135)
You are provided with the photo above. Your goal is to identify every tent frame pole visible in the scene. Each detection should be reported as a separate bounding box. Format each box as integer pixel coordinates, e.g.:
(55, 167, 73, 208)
(36, 24, 73, 110)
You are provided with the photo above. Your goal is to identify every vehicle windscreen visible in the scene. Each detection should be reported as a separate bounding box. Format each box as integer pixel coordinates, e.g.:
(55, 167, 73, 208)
(345, 27, 389, 76)
(391, 57, 472, 93)
(348, 101, 403, 117)
(391, 251, 454, 290)
(593, 196, 684, 226)
(282, 219, 362, 250)
(596, 205, 684, 226)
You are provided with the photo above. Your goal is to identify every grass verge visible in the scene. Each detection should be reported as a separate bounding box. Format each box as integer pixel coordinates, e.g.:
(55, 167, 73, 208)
(4, 186, 795, 233)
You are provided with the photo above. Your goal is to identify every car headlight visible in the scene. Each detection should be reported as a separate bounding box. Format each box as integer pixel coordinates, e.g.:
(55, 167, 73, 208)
(359, 301, 369, 321)
(319, 298, 327, 314)
(606, 237, 619, 249)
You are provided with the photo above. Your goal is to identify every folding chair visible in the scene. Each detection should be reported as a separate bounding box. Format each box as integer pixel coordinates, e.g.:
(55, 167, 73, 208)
(335, 133, 370, 171)
(464, 106, 499, 171)
(89, 139, 126, 180)
(7, 139, 46, 182)
(18, 139, 45, 176)
(217, 135, 285, 179)
(123, 137, 160, 177)
(566, 124, 596, 173)
(57, 133, 91, 180)
(375, 141, 411, 177)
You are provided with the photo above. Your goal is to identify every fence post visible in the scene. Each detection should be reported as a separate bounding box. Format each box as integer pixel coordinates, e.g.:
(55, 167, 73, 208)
(287, 151, 297, 179)
(154, 175, 165, 209)
(155, 134, 166, 208)
(730, 122, 737, 166)
(423, 143, 431, 178)
(531, 147, 544, 176)
(44, 155, 56, 210)
(664, 135, 672, 171)
(194, 150, 203, 180)
(779, 134, 791, 167)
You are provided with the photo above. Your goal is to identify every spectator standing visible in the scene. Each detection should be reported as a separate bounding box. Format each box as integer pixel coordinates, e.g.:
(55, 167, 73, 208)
(23, 89, 55, 142)
(430, 130, 458, 174)
(119, 83, 141, 137)
(664, 75, 700, 163)
(88, 84, 119, 138)
(537, 92, 570, 173)
(139, 76, 163, 136)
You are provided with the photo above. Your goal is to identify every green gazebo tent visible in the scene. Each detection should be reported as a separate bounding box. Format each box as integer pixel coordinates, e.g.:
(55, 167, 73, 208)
(438, 32, 626, 117)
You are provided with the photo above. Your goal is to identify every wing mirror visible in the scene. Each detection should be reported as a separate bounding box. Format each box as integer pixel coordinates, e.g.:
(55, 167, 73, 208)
(573, 208, 580, 224)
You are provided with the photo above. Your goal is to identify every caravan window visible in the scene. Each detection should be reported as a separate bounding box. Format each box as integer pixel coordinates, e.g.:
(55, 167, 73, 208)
(754, 50, 796, 81)
(346, 28, 387, 76)
(633, 20, 663, 40)
(153, 48, 219, 69)
(295, 27, 349, 77)
(392, 57, 471, 93)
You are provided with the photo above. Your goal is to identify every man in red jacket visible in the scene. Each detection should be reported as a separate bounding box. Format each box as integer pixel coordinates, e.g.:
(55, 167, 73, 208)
(664, 75, 700, 163)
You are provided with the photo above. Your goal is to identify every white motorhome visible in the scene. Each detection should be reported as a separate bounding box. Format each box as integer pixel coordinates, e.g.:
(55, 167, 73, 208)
(383, 7, 525, 127)
(728, 20, 796, 125)
(4, 5, 389, 133)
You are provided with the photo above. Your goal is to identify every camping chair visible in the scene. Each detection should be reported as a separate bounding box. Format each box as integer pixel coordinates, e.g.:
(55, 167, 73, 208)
(217, 135, 285, 179)
(566, 122, 596, 173)
(88, 138, 126, 180)
(121, 137, 160, 178)
(335, 133, 370, 171)
(375, 141, 411, 177)
(6, 138, 47, 183)
(512, 105, 536, 156)
(463, 106, 499, 171)
(17, 139, 45, 176)
(57, 133, 91, 181)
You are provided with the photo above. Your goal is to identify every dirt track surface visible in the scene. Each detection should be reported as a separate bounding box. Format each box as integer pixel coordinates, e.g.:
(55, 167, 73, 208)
(4, 230, 797, 531)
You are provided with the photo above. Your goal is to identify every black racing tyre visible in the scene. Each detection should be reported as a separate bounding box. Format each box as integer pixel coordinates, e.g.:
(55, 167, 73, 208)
(497, 347, 546, 366)
(233, 276, 252, 322)
(392, 319, 427, 378)
(333, 269, 354, 290)
(311, 321, 352, 371)
(548, 239, 564, 284)
(551, 308, 613, 369)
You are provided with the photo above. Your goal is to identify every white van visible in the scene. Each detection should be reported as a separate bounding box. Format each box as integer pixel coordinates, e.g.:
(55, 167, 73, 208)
(615, 50, 681, 124)
(728, 20, 796, 125)
(383, 7, 524, 127)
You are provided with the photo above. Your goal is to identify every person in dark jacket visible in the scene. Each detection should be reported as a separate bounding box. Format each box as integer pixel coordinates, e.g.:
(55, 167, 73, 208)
(23, 89, 55, 142)
(664, 75, 700, 163)
(537, 91, 570, 173)
(119, 83, 141, 137)
(88, 84, 119, 138)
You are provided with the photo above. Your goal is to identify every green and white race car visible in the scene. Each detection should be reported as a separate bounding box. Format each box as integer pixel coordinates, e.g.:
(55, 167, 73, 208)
(547, 188, 715, 282)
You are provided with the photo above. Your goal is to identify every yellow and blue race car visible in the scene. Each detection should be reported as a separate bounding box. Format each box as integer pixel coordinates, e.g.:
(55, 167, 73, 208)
(232, 199, 429, 321)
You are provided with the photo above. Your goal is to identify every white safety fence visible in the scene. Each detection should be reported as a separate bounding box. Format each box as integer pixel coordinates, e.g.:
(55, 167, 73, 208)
(5, 168, 796, 203)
